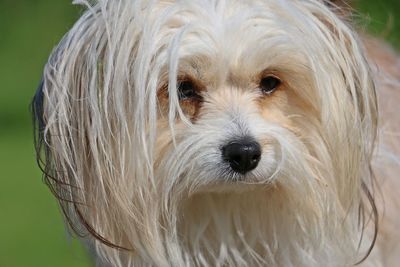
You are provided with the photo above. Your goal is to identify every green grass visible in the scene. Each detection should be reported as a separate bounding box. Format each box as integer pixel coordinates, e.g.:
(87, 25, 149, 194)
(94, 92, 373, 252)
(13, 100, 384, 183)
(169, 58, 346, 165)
(0, 1, 398, 266)
(0, 132, 91, 267)
(355, 0, 400, 49)
(0, 1, 92, 266)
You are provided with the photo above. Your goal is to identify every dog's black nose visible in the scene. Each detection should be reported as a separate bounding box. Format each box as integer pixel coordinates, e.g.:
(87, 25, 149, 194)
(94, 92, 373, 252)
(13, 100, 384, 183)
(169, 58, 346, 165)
(222, 139, 262, 174)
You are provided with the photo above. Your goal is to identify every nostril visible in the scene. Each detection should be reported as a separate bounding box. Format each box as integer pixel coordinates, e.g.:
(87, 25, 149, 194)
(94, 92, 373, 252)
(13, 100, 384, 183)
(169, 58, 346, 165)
(222, 138, 262, 174)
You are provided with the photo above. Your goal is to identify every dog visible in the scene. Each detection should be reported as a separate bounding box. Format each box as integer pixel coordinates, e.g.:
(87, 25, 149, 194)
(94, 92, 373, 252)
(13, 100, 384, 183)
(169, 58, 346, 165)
(32, 0, 400, 266)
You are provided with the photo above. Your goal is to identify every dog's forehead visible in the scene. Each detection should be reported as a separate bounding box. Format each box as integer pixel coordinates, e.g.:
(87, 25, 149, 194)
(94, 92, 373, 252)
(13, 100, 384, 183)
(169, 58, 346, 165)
(148, 0, 311, 84)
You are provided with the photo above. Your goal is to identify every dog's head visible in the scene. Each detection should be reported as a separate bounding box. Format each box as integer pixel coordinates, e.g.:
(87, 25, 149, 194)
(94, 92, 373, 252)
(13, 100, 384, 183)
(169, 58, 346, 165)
(33, 0, 378, 265)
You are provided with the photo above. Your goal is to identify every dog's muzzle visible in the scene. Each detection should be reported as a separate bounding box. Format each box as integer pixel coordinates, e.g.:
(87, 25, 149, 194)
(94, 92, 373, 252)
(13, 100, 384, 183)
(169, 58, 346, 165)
(222, 137, 262, 174)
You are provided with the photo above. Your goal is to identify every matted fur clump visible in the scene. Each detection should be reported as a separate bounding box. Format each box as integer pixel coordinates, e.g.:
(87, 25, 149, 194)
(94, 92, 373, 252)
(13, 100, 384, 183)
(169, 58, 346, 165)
(32, 0, 400, 266)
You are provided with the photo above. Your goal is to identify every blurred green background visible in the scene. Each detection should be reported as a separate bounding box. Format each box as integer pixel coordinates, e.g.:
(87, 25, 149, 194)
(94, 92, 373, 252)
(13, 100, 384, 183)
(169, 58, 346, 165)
(0, 1, 398, 267)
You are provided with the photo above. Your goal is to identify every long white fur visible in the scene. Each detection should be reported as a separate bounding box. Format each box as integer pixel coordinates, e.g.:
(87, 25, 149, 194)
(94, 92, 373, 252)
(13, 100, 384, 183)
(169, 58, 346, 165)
(38, 0, 384, 266)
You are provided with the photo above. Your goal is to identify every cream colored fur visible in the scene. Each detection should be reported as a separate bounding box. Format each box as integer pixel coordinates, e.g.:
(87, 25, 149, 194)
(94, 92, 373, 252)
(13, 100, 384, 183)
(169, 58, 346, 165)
(33, 0, 400, 266)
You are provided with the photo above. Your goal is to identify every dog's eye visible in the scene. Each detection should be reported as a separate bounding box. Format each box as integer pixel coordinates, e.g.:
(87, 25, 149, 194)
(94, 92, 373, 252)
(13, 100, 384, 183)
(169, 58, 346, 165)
(260, 76, 281, 95)
(178, 80, 199, 100)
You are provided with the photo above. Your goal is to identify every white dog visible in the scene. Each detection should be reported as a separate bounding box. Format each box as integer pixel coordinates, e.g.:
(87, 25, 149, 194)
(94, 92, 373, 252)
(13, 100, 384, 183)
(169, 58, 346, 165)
(32, 0, 400, 266)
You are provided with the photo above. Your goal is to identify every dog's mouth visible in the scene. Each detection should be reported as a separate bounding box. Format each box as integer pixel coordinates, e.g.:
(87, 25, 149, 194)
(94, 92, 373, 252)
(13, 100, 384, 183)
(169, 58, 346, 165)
(190, 184, 254, 195)
(184, 148, 279, 195)
(189, 174, 276, 195)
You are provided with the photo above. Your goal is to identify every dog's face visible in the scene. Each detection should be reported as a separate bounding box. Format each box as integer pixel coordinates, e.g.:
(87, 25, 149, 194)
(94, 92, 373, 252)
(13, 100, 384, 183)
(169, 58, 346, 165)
(152, 0, 342, 193)
(33, 0, 378, 266)
(156, 32, 310, 189)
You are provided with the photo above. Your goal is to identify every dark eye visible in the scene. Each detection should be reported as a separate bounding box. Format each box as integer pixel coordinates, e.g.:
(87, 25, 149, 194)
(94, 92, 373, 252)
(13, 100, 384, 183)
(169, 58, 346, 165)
(178, 80, 198, 100)
(260, 76, 281, 95)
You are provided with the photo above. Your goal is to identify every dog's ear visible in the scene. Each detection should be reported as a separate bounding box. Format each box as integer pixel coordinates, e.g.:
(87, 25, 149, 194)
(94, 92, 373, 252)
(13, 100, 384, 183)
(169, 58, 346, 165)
(309, 2, 378, 263)
(34, 0, 163, 256)
(32, 5, 134, 252)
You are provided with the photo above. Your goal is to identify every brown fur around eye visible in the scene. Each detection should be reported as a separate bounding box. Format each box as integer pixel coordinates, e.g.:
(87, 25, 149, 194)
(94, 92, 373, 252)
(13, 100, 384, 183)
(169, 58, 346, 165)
(157, 76, 205, 121)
